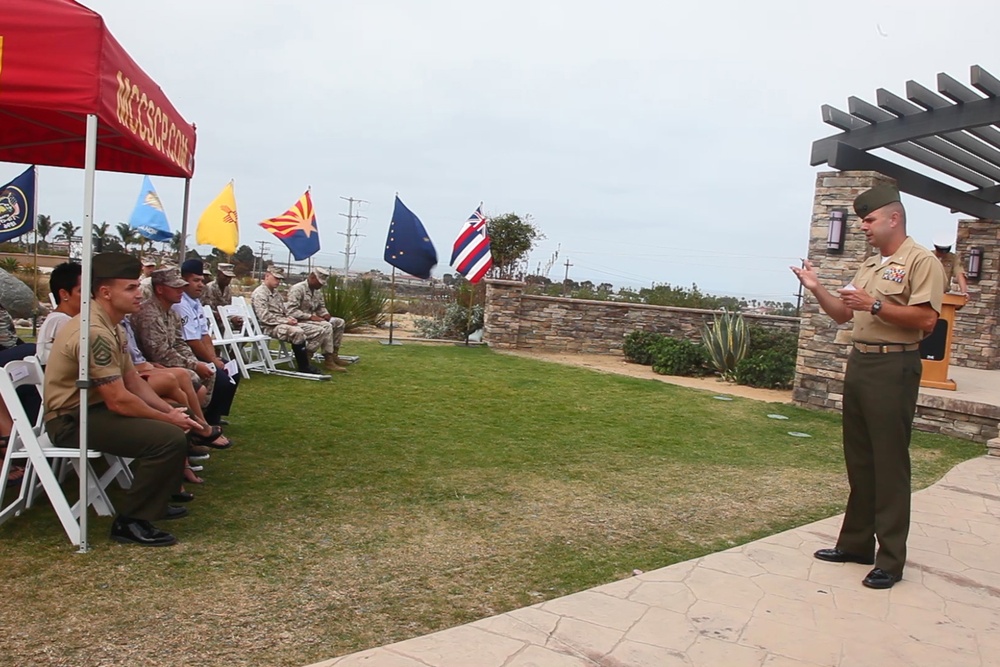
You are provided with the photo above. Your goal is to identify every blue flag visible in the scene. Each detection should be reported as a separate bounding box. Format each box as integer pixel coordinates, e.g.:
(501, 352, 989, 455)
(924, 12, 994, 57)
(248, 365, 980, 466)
(0, 166, 36, 243)
(384, 196, 437, 279)
(129, 175, 172, 242)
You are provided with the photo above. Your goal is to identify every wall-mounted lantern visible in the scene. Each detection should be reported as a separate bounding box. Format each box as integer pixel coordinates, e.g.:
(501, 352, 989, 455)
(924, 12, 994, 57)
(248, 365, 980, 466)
(827, 208, 848, 254)
(967, 247, 983, 281)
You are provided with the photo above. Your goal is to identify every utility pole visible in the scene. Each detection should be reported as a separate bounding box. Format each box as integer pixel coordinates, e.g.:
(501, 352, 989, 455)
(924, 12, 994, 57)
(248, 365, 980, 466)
(255, 240, 271, 281)
(339, 196, 367, 279)
(562, 258, 573, 296)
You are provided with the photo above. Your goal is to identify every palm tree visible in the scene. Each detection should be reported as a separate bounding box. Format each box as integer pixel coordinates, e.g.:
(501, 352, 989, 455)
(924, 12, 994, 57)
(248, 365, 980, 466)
(57, 220, 79, 244)
(115, 222, 134, 254)
(93, 221, 111, 253)
(35, 214, 52, 251)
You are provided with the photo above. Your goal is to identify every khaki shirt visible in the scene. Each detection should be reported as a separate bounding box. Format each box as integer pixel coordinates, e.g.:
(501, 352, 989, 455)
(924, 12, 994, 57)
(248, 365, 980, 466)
(850, 236, 944, 344)
(43, 303, 134, 416)
(285, 281, 329, 320)
(936, 251, 964, 288)
(250, 284, 289, 332)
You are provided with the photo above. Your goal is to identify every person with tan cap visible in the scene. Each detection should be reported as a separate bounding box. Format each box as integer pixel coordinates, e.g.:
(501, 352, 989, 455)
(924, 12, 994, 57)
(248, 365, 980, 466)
(791, 184, 944, 589)
(250, 265, 331, 374)
(286, 267, 349, 371)
(139, 256, 157, 301)
(931, 236, 969, 296)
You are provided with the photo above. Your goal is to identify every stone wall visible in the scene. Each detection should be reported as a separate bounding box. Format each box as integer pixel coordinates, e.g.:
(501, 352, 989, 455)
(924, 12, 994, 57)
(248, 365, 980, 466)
(483, 279, 799, 355)
(951, 219, 1000, 370)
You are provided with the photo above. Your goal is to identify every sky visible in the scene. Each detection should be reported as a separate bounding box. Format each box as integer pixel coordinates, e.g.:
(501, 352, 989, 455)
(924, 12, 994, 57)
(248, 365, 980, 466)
(10, 0, 1000, 303)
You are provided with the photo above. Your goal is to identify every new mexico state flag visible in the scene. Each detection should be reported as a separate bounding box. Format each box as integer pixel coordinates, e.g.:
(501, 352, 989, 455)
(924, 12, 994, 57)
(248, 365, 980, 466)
(196, 181, 239, 254)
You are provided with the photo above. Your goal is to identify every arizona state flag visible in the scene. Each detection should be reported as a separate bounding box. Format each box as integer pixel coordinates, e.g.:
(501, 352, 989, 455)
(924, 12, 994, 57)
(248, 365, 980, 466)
(259, 190, 320, 261)
(195, 181, 239, 254)
(0, 166, 36, 244)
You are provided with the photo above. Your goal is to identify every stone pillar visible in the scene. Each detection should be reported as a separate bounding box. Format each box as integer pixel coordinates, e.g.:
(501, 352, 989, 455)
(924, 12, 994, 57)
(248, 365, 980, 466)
(793, 171, 894, 411)
(483, 279, 525, 349)
(952, 219, 1000, 370)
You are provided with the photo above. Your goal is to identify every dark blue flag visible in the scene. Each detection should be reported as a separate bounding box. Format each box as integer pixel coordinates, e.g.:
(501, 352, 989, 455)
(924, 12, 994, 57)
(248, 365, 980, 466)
(0, 166, 36, 243)
(384, 196, 437, 279)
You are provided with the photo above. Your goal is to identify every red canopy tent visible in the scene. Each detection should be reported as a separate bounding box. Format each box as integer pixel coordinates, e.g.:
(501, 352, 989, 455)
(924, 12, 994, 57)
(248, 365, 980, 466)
(0, 0, 196, 177)
(0, 0, 197, 550)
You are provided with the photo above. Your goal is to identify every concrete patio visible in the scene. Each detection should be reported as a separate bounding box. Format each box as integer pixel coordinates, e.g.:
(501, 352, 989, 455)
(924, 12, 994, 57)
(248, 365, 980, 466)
(309, 455, 1000, 667)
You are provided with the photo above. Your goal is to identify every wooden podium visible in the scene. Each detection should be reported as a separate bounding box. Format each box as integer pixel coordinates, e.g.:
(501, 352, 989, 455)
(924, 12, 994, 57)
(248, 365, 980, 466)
(919, 293, 967, 390)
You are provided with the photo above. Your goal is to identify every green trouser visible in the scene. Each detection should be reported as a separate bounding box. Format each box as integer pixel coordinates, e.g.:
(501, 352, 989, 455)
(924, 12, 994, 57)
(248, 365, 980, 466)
(837, 349, 922, 577)
(46, 405, 188, 522)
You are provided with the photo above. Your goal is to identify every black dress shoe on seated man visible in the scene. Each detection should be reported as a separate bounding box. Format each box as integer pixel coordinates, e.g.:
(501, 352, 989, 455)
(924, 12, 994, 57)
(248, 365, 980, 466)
(813, 548, 875, 565)
(161, 505, 189, 520)
(862, 568, 902, 589)
(110, 516, 177, 547)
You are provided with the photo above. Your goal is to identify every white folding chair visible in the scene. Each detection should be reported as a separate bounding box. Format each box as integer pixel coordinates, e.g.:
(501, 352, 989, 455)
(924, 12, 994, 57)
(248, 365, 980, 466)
(0, 357, 126, 545)
(217, 302, 272, 377)
(231, 297, 329, 381)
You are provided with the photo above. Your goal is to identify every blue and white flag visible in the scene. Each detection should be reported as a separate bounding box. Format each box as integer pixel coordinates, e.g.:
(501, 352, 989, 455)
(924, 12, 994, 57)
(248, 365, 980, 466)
(0, 166, 36, 243)
(384, 196, 437, 279)
(129, 175, 172, 242)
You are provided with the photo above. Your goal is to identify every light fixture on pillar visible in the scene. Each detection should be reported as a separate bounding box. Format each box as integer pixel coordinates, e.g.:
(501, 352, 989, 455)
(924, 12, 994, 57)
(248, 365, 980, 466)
(967, 247, 983, 281)
(827, 208, 848, 254)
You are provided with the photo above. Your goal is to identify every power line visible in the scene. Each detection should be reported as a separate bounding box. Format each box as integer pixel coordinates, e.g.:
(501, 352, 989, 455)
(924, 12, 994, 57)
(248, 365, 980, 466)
(338, 196, 367, 277)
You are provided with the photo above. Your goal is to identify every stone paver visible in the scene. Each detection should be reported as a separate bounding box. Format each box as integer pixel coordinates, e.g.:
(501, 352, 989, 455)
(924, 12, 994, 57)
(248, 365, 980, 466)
(309, 457, 1000, 667)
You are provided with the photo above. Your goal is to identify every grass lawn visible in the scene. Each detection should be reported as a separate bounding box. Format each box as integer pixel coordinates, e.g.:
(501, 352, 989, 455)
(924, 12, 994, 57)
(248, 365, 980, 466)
(0, 341, 983, 666)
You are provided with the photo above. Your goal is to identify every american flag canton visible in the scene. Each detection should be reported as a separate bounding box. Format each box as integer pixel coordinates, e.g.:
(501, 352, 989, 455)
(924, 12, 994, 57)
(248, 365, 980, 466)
(450, 206, 493, 284)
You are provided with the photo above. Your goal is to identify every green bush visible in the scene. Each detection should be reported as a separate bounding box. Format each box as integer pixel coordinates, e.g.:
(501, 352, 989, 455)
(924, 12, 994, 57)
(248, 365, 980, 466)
(745, 324, 798, 359)
(325, 276, 388, 331)
(622, 330, 665, 365)
(651, 337, 711, 377)
(414, 302, 484, 340)
(734, 349, 796, 389)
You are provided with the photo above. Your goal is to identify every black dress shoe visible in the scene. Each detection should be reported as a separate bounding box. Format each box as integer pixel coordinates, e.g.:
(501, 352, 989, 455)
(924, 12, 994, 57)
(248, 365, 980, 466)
(814, 548, 874, 565)
(171, 491, 195, 503)
(161, 505, 189, 520)
(110, 516, 177, 547)
(862, 568, 902, 589)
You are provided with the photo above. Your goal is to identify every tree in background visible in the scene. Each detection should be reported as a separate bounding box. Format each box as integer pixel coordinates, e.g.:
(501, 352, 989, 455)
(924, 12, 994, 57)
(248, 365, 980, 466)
(35, 214, 52, 251)
(486, 213, 542, 279)
(115, 222, 136, 254)
(57, 220, 79, 245)
(232, 244, 256, 276)
(92, 221, 111, 253)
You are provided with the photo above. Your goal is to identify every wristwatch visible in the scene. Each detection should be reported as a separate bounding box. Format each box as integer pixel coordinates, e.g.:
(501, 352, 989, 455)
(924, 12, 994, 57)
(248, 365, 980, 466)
(870, 300, 883, 316)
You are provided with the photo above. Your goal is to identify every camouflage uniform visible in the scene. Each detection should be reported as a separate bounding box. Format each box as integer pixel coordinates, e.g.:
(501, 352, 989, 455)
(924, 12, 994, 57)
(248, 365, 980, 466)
(286, 280, 344, 351)
(201, 280, 232, 316)
(130, 297, 215, 401)
(250, 283, 333, 354)
(0, 307, 19, 350)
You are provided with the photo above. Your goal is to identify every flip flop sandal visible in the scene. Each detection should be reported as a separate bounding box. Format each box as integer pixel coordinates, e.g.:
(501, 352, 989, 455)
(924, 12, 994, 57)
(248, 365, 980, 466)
(189, 426, 233, 450)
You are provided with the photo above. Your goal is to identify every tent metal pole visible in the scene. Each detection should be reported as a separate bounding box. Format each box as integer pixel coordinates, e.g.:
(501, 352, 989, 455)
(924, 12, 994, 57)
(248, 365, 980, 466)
(178, 178, 191, 263)
(77, 113, 98, 553)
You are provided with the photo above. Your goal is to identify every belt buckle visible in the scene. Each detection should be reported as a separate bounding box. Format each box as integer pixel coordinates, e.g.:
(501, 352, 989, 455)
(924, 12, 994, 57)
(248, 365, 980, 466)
(880, 344, 888, 354)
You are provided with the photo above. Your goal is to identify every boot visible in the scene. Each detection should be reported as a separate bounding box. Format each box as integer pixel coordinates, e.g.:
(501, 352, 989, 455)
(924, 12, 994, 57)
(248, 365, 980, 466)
(323, 354, 347, 372)
(292, 343, 321, 374)
(332, 347, 351, 367)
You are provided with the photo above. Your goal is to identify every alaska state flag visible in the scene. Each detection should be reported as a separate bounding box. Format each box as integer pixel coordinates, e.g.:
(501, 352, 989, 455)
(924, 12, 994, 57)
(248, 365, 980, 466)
(384, 196, 437, 279)
(0, 166, 36, 243)
(259, 190, 320, 261)
(128, 176, 172, 241)
(450, 205, 492, 283)
(196, 181, 240, 254)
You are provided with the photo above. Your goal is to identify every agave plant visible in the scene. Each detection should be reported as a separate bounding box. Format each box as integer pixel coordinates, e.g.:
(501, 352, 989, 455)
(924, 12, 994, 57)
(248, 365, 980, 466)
(702, 309, 749, 381)
(325, 276, 389, 331)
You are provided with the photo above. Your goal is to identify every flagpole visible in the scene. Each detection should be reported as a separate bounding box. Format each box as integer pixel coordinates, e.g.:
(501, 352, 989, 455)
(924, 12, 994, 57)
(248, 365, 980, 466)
(388, 267, 397, 345)
(32, 166, 39, 337)
(179, 178, 191, 263)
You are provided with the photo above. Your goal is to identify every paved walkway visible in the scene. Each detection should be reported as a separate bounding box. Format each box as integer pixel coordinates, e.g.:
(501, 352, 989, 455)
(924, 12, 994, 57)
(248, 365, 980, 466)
(309, 456, 1000, 667)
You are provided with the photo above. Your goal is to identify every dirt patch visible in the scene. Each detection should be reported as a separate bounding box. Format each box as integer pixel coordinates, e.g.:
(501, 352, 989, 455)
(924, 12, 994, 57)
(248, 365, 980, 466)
(496, 349, 793, 403)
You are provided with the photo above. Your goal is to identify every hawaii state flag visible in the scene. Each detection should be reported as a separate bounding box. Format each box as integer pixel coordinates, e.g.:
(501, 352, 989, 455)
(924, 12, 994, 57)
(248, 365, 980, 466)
(0, 166, 36, 243)
(384, 196, 437, 279)
(128, 176, 172, 241)
(450, 205, 492, 283)
(196, 181, 240, 254)
(259, 190, 320, 261)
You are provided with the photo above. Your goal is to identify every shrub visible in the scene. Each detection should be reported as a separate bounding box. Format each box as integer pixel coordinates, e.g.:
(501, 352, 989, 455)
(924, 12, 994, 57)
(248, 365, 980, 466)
(622, 330, 665, 365)
(734, 349, 796, 389)
(702, 310, 748, 381)
(325, 276, 388, 331)
(745, 324, 798, 359)
(414, 301, 484, 341)
(651, 337, 711, 377)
